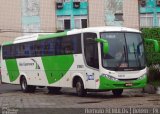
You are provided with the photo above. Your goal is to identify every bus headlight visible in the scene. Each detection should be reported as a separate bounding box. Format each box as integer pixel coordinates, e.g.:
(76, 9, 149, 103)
(138, 75, 146, 80)
(102, 74, 119, 81)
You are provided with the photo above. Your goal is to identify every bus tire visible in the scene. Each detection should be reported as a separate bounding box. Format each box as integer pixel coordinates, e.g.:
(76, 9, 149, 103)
(47, 87, 61, 94)
(20, 77, 36, 93)
(112, 89, 123, 96)
(76, 79, 87, 97)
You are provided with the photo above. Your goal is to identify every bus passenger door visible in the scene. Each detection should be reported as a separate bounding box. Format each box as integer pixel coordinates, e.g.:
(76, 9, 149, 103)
(83, 33, 99, 89)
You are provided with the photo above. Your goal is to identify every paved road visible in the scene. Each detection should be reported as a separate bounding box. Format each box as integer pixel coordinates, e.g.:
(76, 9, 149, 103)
(0, 84, 160, 114)
(0, 83, 21, 93)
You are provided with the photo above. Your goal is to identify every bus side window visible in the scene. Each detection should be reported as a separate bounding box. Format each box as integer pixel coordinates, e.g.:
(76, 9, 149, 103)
(71, 34, 82, 54)
(63, 36, 73, 54)
(55, 38, 63, 55)
(84, 33, 99, 69)
(3, 45, 13, 59)
(64, 34, 82, 55)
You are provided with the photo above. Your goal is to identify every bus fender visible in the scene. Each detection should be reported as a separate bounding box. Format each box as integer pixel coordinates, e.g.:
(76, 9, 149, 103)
(19, 72, 27, 84)
(71, 73, 86, 89)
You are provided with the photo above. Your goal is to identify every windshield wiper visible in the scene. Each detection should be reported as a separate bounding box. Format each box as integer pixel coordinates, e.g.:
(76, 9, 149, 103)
(115, 46, 126, 71)
(133, 43, 141, 68)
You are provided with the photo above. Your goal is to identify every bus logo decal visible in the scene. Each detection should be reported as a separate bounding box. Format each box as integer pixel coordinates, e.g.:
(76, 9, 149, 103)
(31, 59, 40, 69)
(86, 73, 94, 81)
(19, 59, 40, 69)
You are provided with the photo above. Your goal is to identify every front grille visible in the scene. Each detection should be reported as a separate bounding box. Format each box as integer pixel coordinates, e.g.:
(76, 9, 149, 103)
(118, 78, 138, 82)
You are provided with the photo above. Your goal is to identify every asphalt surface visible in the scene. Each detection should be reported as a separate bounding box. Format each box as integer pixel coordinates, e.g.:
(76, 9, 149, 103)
(0, 83, 21, 93)
(0, 83, 160, 114)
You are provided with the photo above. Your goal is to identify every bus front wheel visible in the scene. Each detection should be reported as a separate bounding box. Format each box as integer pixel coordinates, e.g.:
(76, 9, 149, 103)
(112, 89, 123, 96)
(76, 79, 87, 97)
(20, 77, 36, 93)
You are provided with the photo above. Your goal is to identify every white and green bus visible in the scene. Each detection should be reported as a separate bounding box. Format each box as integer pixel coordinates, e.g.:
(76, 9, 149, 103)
(1, 27, 159, 96)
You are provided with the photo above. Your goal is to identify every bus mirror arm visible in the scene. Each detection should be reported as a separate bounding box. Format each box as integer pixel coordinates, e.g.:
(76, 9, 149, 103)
(95, 38, 109, 54)
(144, 39, 159, 53)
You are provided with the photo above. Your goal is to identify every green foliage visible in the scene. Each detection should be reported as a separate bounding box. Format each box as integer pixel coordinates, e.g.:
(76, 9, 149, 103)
(141, 28, 160, 66)
(148, 66, 160, 86)
(141, 28, 160, 39)
(141, 28, 160, 86)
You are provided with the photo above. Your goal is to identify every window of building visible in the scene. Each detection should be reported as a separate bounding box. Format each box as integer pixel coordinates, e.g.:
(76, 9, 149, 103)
(80, 0, 87, 2)
(57, 20, 64, 30)
(73, 0, 87, 2)
(157, 13, 160, 26)
(139, 0, 146, 7)
(57, 16, 71, 31)
(56, 0, 63, 9)
(64, 0, 70, 2)
(75, 16, 88, 29)
(64, 20, 71, 30)
(114, 13, 123, 21)
(0, 45, 1, 59)
(140, 14, 153, 27)
(82, 19, 87, 28)
(75, 19, 81, 29)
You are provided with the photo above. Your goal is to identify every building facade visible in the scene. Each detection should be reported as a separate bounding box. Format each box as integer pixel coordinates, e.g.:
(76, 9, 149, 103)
(0, 0, 139, 44)
(140, 0, 160, 27)
(56, 0, 88, 30)
(104, 0, 139, 29)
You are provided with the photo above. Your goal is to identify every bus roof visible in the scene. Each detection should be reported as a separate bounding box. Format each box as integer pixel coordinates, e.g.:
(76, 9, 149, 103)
(68, 26, 140, 35)
(2, 26, 140, 45)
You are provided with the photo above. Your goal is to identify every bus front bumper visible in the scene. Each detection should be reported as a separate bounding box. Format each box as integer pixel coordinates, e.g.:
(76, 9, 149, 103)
(99, 75, 147, 90)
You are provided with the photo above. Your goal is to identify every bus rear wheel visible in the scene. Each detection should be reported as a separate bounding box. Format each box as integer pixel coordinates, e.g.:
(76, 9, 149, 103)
(47, 87, 61, 94)
(76, 79, 87, 97)
(112, 89, 123, 96)
(20, 77, 36, 93)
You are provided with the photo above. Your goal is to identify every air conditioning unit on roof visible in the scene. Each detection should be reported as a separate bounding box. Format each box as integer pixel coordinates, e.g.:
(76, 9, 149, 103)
(157, 0, 160, 6)
(73, 0, 80, 8)
(56, 0, 63, 9)
(140, 0, 146, 7)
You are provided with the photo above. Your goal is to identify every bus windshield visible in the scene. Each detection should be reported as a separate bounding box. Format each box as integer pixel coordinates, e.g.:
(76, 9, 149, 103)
(100, 32, 146, 71)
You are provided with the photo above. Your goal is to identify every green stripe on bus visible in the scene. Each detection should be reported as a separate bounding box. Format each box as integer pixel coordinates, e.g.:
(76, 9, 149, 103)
(38, 32, 67, 40)
(41, 55, 74, 84)
(5, 59, 20, 82)
(3, 41, 13, 46)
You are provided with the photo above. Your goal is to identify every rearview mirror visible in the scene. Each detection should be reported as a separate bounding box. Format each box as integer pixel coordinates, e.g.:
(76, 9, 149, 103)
(95, 38, 109, 54)
(144, 39, 159, 52)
